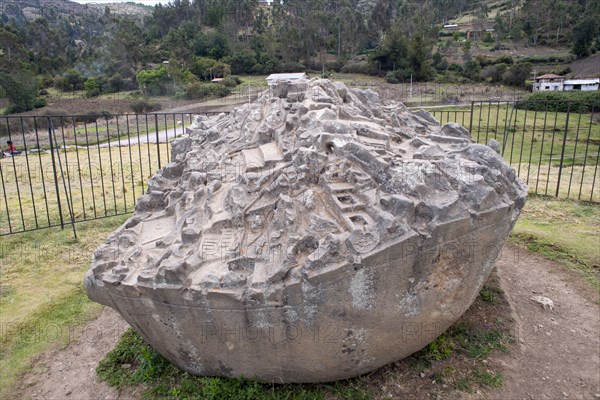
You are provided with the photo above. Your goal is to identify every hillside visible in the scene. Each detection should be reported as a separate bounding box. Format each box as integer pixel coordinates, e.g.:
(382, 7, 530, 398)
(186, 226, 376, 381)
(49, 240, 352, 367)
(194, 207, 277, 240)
(571, 54, 600, 78)
(0, 0, 598, 114)
(0, 0, 150, 21)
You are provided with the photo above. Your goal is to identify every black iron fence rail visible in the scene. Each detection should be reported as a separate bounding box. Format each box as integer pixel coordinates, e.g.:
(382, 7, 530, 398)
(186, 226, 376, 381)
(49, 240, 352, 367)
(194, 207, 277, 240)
(0, 112, 219, 236)
(1, 100, 598, 236)
(428, 100, 599, 203)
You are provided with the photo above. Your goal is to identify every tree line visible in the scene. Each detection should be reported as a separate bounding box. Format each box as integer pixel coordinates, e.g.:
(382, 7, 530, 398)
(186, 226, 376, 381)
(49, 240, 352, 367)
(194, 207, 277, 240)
(0, 0, 598, 113)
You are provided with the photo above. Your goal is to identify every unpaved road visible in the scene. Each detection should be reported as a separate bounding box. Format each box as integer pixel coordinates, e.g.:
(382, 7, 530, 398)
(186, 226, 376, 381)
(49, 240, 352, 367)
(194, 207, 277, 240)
(492, 246, 600, 400)
(16, 245, 600, 399)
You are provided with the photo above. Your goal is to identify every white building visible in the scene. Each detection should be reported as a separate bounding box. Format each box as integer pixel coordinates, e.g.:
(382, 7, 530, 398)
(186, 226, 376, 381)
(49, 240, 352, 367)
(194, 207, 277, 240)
(266, 73, 308, 86)
(533, 74, 599, 92)
(563, 78, 600, 91)
(532, 74, 565, 91)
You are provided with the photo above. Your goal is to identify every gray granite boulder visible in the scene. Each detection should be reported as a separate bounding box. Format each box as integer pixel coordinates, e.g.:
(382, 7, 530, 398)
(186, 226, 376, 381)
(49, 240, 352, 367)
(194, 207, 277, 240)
(85, 78, 527, 383)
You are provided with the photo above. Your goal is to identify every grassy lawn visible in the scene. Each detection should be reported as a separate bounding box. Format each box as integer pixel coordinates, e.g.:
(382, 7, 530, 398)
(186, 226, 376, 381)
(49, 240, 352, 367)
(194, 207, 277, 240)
(428, 103, 599, 202)
(0, 144, 167, 235)
(511, 195, 600, 289)
(0, 215, 130, 398)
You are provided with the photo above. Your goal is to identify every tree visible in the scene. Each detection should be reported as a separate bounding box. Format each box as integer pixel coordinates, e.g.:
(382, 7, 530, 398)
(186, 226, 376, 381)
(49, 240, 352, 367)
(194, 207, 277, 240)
(222, 48, 256, 75)
(56, 69, 85, 92)
(84, 77, 100, 97)
(189, 58, 230, 80)
(502, 62, 532, 87)
(462, 60, 481, 81)
(571, 16, 599, 58)
(136, 67, 172, 96)
(0, 72, 38, 113)
(408, 36, 434, 81)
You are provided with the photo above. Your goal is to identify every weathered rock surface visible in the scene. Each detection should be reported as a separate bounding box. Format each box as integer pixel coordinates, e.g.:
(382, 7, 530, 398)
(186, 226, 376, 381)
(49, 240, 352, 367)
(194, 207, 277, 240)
(85, 78, 527, 383)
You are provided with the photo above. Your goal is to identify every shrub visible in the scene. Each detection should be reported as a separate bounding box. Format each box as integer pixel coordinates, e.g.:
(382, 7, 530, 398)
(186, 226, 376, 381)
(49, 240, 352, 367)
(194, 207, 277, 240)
(221, 76, 240, 88)
(222, 49, 256, 75)
(517, 91, 600, 113)
(183, 83, 231, 99)
(502, 62, 532, 87)
(340, 62, 378, 75)
(33, 98, 46, 109)
(55, 69, 85, 92)
(130, 100, 162, 114)
(0, 72, 39, 113)
(189, 58, 231, 80)
(84, 77, 101, 98)
(136, 67, 173, 96)
(74, 112, 112, 124)
(278, 62, 307, 73)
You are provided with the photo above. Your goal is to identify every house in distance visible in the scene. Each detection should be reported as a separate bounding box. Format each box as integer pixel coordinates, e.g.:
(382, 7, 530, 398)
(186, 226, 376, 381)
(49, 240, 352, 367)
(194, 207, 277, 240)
(533, 74, 600, 92)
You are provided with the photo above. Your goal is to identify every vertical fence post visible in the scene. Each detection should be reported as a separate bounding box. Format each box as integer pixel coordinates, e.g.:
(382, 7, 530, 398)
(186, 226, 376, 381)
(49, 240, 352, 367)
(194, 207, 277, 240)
(469, 101, 475, 132)
(555, 103, 571, 198)
(48, 117, 65, 230)
(155, 113, 162, 170)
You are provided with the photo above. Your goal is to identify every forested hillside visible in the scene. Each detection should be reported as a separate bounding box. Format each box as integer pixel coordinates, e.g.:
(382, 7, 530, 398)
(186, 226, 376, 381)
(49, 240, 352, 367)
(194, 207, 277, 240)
(0, 0, 598, 113)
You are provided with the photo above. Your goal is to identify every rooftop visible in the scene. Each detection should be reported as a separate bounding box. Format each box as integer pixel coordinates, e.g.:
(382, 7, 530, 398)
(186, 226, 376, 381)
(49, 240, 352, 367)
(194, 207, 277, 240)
(535, 74, 565, 80)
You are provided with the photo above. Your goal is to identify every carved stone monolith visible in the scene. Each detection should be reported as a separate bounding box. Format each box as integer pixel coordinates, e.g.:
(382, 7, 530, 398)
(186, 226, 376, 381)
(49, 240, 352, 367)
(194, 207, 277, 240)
(85, 78, 527, 383)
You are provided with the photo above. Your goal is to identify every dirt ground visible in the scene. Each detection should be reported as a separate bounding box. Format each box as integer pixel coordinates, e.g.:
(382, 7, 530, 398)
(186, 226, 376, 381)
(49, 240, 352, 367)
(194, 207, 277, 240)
(15, 245, 600, 400)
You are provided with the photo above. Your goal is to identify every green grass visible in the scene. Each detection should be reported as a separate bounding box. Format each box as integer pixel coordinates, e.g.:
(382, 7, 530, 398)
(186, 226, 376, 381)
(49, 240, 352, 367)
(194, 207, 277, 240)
(0, 215, 129, 398)
(511, 195, 600, 289)
(479, 285, 504, 304)
(468, 103, 599, 168)
(471, 369, 504, 388)
(0, 143, 166, 235)
(427, 103, 600, 202)
(417, 320, 512, 364)
(97, 329, 373, 400)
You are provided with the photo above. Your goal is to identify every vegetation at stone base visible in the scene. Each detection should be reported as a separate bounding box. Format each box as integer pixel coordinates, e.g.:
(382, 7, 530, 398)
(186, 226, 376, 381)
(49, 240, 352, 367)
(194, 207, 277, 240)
(516, 91, 600, 113)
(95, 270, 513, 399)
(1, 0, 599, 114)
(0, 215, 130, 399)
(97, 329, 372, 400)
(510, 195, 600, 290)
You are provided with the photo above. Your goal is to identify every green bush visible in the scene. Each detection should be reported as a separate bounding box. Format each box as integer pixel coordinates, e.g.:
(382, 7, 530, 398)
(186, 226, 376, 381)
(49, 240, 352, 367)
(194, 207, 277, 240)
(130, 100, 162, 114)
(136, 67, 173, 96)
(517, 91, 600, 113)
(55, 69, 85, 92)
(33, 98, 46, 108)
(183, 83, 231, 99)
(340, 62, 378, 75)
(84, 77, 101, 97)
(279, 61, 307, 73)
(221, 76, 240, 88)
(189, 58, 231, 80)
(0, 72, 39, 113)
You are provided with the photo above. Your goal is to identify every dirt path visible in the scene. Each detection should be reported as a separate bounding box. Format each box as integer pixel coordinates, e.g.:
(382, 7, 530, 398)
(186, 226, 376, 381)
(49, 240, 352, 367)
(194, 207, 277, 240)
(18, 308, 132, 400)
(14, 245, 600, 400)
(490, 245, 600, 400)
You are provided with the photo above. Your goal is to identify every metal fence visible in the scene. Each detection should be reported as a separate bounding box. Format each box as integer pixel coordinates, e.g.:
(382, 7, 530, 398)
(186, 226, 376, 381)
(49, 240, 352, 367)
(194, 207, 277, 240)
(0, 112, 217, 236)
(1, 100, 598, 236)
(429, 100, 599, 203)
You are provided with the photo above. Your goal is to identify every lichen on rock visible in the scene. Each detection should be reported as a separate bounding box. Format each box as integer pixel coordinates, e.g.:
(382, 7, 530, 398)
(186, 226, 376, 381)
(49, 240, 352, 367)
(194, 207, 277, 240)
(85, 78, 527, 383)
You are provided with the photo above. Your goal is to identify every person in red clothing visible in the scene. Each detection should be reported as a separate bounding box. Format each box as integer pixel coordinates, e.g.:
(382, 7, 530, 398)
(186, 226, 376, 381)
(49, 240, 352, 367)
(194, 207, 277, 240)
(6, 140, 20, 155)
